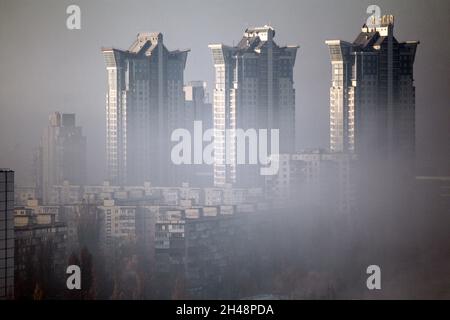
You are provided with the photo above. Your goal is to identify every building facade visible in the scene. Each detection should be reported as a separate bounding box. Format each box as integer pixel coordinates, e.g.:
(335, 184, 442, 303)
(14, 208, 67, 299)
(102, 33, 189, 186)
(209, 26, 298, 187)
(184, 81, 212, 131)
(0, 169, 14, 299)
(325, 15, 419, 163)
(177, 81, 213, 186)
(97, 199, 137, 253)
(265, 151, 358, 216)
(36, 112, 86, 204)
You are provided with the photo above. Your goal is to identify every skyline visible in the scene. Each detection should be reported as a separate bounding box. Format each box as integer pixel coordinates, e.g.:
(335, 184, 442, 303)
(2, 0, 450, 302)
(0, 0, 449, 185)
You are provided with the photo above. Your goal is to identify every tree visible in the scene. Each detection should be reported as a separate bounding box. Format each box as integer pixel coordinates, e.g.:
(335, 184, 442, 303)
(80, 246, 96, 299)
(33, 283, 44, 300)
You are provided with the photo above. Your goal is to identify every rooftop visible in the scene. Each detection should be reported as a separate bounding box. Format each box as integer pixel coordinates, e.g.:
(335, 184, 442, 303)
(101, 32, 189, 58)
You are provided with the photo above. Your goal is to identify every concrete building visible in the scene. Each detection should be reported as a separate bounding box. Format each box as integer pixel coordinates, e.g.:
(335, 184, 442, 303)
(0, 169, 14, 299)
(154, 208, 186, 277)
(153, 204, 269, 298)
(209, 25, 298, 187)
(50, 180, 82, 205)
(265, 151, 357, 215)
(14, 204, 67, 298)
(14, 185, 36, 206)
(36, 112, 86, 204)
(18, 199, 60, 222)
(58, 205, 83, 254)
(44, 180, 263, 208)
(184, 81, 212, 130)
(135, 205, 157, 268)
(102, 33, 189, 186)
(97, 199, 156, 263)
(325, 15, 419, 163)
(183, 207, 239, 298)
(264, 154, 302, 205)
(182, 81, 214, 186)
(97, 199, 137, 253)
(293, 151, 357, 216)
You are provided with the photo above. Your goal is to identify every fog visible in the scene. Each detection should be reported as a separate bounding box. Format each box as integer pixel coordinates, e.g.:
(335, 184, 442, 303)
(1, 0, 450, 300)
(0, 0, 449, 184)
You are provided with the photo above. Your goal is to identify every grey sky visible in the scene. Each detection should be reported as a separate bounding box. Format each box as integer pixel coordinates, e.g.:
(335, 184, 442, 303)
(0, 0, 449, 184)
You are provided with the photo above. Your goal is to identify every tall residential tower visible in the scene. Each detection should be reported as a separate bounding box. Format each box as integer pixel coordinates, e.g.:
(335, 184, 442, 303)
(36, 113, 86, 204)
(325, 15, 419, 163)
(183, 81, 213, 186)
(209, 26, 298, 187)
(102, 33, 189, 186)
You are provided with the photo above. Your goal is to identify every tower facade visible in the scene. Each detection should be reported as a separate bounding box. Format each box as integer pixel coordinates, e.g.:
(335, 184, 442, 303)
(102, 33, 189, 186)
(183, 81, 213, 186)
(37, 113, 86, 203)
(209, 26, 298, 187)
(326, 15, 419, 163)
(0, 169, 14, 299)
(184, 81, 212, 131)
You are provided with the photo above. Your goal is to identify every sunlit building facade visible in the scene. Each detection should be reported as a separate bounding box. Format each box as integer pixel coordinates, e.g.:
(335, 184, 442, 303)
(209, 26, 298, 187)
(326, 15, 419, 162)
(102, 33, 189, 186)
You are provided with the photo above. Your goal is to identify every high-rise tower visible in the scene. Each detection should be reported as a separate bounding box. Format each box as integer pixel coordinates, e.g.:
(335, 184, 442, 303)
(326, 15, 419, 163)
(209, 26, 298, 186)
(183, 81, 213, 186)
(36, 113, 86, 203)
(102, 33, 189, 186)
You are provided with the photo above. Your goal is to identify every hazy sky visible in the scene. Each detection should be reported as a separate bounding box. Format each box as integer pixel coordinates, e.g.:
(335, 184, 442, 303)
(0, 0, 448, 184)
